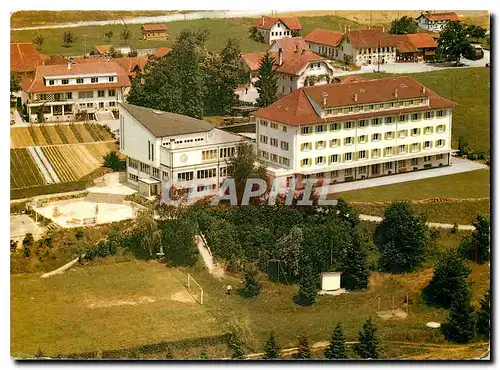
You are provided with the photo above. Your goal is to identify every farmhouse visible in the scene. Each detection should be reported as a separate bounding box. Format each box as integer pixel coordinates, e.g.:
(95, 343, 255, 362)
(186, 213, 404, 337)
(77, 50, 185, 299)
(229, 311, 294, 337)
(21, 60, 130, 123)
(416, 12, 461, 32)
(141, 24, 168, 40)
(253, 16, 302, 45)
(304, 29, 344, 60)
(119, 103, 249, 197)
(10, 42, 49, 74)
(269, 37, 308, 52)
(240, 48, 337, 96)
(254, 76, 455, 189)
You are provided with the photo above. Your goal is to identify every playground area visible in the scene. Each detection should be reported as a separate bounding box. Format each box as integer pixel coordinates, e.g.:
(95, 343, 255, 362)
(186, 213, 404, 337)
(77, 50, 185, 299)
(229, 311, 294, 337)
(34, 198, 139, 228)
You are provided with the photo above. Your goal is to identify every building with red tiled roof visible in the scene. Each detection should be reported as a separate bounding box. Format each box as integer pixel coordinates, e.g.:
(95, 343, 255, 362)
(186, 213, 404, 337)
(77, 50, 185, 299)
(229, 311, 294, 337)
(141, 24, 168, 40)
(10, 43, 49, 74)
(254, 76, 455, 189)
(417, 12, 461, 32)
(114, 56, 149, 78)
(21, 60, 131, 123)
(253, 15, 302, 45)
(239, 48, 337, 96)
(153, 47, 172, 58)
(270, 37, 308, 53)
(304, 29, 344, 59)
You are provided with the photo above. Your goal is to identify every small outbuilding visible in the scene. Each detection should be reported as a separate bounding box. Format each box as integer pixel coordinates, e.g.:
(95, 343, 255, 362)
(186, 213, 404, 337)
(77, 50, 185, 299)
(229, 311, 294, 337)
(321, 272, 342, 292)
(141, 24, 169, 41)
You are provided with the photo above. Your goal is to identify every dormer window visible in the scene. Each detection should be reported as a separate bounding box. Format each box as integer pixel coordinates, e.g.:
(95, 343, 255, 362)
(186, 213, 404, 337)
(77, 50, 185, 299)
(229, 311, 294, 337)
(91, 77, 98, 83)
(48, 80, 54, 86)
(77, 78, 84, 84)
(62, 79, 69, 85)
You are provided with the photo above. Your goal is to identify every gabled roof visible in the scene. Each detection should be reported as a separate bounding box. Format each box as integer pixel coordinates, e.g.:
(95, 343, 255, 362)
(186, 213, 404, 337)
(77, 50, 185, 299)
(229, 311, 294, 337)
(94, 45, 113, 55)
(304, 29, 345, 47)
(271, 37, 308, 52)
(22, 60, 131, 93)
(255, 76, 455, 126)
(345, 29, 396, 48)
(404, 33, 438, 49)
(142, 24, 167, 31)
(153, 47, 172, 57)
(120, 103, 214, 138)
(391, 35, 420, 53)
(254, 16, 302, 30)
(418, 12, 460, 22)
(241, 50, 326, 75)
(114, 57, 149, 76)
(10, 43, 49, 73)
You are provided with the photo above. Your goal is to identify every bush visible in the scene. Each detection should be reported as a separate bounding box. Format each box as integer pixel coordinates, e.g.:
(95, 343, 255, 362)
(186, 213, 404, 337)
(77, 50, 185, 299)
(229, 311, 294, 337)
(22, 233, 34, 257)
(241, 265, 261, 298)
(10, 239, 18, 253)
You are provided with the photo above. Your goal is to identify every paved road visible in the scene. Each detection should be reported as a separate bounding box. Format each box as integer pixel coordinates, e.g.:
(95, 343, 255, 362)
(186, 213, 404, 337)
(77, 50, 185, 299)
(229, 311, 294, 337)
(11, 10, 271, 31)
(359, 214, 475, 230)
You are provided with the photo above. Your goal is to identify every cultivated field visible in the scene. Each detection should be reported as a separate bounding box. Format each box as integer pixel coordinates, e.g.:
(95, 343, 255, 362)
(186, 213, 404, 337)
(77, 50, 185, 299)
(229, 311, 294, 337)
(11, 261, 224, 357)
(10, 148, 46, 189)
(10, 123, 114, 148)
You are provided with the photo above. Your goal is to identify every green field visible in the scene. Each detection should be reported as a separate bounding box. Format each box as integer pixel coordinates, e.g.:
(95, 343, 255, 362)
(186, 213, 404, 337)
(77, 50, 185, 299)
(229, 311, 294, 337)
(10, 16, 362, 56)
(359, 68, 490, 153)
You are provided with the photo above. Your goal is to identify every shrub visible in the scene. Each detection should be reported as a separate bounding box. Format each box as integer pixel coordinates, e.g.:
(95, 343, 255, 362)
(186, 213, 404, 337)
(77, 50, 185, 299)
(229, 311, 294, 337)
(22, 233, 34, 257)
(10, 239, 18, 253)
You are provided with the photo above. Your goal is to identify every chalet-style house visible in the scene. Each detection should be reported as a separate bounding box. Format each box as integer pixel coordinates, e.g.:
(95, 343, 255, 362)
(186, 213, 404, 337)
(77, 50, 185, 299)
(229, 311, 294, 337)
(253, 16, 302, 45)
(416, 12, 461, 32)
(240, 48, 337, 96)
(141, 24, 168, 40)
(254, 76, 455, 189)
(21, 60, 130, 123)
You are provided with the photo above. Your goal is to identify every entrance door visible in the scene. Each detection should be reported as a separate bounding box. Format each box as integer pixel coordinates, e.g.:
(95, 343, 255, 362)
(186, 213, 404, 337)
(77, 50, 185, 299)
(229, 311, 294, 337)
(371, 164, 380, 176)
(150, 183, 160, 196)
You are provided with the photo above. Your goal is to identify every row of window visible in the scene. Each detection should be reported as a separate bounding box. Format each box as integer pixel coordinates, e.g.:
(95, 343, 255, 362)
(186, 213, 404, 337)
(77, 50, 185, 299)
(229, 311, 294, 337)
(324, 100, 434, 116)
(177, 167, 227, 182)
(299, 125, 446, 150)
(360, 46, 395, 54)
(46, 76, 115, 86)
(77, 101, 116, 109)
(299, 112, 446, 135)
(260, 151, 290, 166)
(260, 120, 288, 132)
(300, 141, 446, 167)
(163, 137, 204, 146)
(271, 30, 292, 37)
(259, 135, 290, 150)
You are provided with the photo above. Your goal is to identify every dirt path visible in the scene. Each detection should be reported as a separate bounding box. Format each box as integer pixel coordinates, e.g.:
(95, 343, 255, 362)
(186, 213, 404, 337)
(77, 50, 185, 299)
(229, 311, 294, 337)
(359, 214, 475, 231)
(195, 234, 225, 278)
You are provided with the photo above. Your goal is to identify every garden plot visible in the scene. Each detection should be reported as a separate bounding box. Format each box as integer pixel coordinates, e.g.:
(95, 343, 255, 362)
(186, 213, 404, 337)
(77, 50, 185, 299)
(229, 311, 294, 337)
(10, 148, 47, 189)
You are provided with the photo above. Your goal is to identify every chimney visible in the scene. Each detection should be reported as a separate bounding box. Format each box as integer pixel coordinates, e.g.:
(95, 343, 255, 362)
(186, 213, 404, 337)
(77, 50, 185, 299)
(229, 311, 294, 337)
(383, 26, 385, 33)
(422, 86, 426, 94)
(262, 15, 265, 25)
(295, 44, 299, 53)
(301, 48, 306, 54)
(344, 25, 347, 33)
(353, 93, 358, 102)
(322, 92, 328, 106)
(278, 48, 283, 66)
(394, 88, 398, 98)
(67, 60, 72, 70)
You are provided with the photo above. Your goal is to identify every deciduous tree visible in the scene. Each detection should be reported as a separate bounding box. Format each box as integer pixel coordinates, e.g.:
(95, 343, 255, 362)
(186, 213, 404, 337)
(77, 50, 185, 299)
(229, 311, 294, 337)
(62, 32, 75, 47)
(437, 21, 475, 64)
(389, 16, 418, 34)
(242, 263, 261, 297)
(33, 35, 45, 49)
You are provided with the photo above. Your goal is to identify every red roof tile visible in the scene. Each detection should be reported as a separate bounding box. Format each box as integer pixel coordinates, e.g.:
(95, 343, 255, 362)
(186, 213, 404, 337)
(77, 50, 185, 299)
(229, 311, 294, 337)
(271, 37, 309, 52)
(341, 76, 367, 84)
(404, 33, 438, 49)
(345, 29, 397, 49)
(241, 52, 267, 72)
(22, 60, 131, 93)
(142, 24, 167, 31)
(304, 29, 345, 47)
(241, 50, 325, 75)
(153, 47, 172, 57)
(94, 45, 113, 55)
(420, 12, 460, 22)
(10, 43, 49, 73)
(114, 56, 149, 76)
(255, 76, 454, 126)
(254, 16, 302, 30)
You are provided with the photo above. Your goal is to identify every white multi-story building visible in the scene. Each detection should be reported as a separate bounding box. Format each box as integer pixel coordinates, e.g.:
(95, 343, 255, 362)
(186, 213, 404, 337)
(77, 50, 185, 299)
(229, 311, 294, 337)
(119, 103, 248, 197)
(253, 16, 302, 45)
(254, 76, 455, 189)
(21, 60, 130, 123)
(416, 12, 460, 32)
(240, 48, 337, 97)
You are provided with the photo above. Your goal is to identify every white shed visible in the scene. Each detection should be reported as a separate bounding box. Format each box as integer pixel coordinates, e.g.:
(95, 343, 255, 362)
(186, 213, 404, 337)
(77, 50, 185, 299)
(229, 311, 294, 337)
(321, 272, 342, 292)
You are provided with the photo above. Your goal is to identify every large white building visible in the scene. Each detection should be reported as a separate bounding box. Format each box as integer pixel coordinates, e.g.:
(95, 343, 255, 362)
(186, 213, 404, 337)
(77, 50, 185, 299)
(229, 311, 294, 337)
(254, 76, 455, 189)
(21, 60, 130, 123)
(240, 48, 337, 97)
(416, 12, 460, 32)
(253, 16, 302, 45)
(119, 103, 248, 197)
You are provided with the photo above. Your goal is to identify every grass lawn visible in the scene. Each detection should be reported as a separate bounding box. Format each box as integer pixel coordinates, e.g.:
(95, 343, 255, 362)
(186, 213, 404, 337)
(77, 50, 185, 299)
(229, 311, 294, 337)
(357, 68, 490, 153)
(11, 261, 225, 357)
(10, 16, 361, 56)
(332, 169, 490, 202)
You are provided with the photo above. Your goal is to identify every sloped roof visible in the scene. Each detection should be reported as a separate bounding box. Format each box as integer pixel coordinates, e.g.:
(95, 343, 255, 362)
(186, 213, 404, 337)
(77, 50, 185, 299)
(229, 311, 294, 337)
(10, 43, 49, 73)
(94, 45, 113, 55)
(345, 29, 396, 48)
(304, 29, 345, 47)
(120, 103, 214, 138)
(114, 57, 149, 76)
(391, 35, 420, 53)
(241, 50, 325, 75)
(142, 24, 167, 31)
(419, 12, 460, 22)
(254, 16, 302, 30)
(22, 60, 131, 93)
(255, 76, 455, 126)
(271, 37, 308, 52)
(405, 33, 438, 49)
(153, 47, 172, 57)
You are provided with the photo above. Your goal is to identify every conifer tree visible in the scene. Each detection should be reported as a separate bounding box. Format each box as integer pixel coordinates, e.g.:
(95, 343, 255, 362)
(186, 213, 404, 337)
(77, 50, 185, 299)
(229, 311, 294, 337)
(477, 289, 490, 337)
(297, 262, 317, 306)
(355, 317, 379, 359)
(443, 284, 476, 343)
(324, 323, 347, 359)
(255, 52, 278, 107)
(460, 214, 490, 264)
(295, 334, 311, 359)
(165, 347, 174, 359)
(343, 229, 370, 291)
(263, 332, 281, 359)
(242, 266, 261, 298)
(229, 333, 246, 359)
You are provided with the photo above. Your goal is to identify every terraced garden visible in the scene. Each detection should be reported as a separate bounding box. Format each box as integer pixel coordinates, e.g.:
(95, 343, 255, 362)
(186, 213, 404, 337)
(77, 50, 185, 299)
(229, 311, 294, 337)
(10, 124, 114, 148)
(10, 148, 46, 189)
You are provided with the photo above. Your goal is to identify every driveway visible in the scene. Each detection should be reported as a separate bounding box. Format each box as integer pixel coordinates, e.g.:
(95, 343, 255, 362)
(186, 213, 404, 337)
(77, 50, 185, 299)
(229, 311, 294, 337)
(325, 157, 487, 194)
